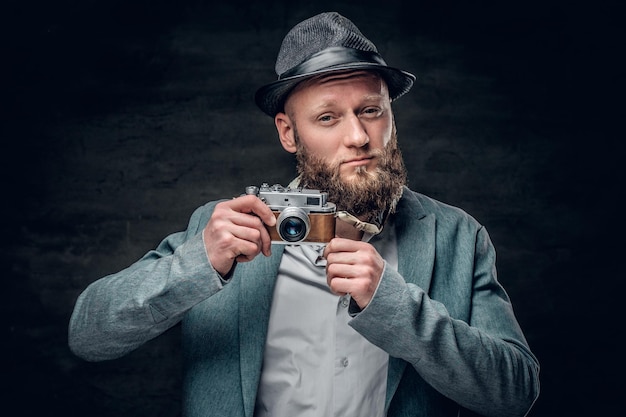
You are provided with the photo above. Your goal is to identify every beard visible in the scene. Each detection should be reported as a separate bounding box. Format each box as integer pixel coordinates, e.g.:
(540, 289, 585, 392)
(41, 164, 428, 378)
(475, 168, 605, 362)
(295, 127, 408, 223)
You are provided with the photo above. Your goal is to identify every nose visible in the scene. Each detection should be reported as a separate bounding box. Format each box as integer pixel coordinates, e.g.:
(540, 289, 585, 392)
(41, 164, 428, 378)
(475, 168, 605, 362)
(343, 114, 369, 148)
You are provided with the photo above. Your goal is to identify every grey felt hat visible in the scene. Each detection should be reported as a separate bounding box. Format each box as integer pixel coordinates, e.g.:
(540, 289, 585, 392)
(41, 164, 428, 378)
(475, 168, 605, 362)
(255, 12, 416, 116)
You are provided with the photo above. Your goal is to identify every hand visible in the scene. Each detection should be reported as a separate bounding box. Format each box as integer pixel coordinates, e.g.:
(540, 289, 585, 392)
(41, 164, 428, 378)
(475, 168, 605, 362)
(203, 195, 276, 277)
(323, 238, 385, 309)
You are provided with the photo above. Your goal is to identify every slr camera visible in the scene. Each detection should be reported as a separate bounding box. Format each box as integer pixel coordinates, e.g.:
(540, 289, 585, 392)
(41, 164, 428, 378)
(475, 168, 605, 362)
(245, 183, 336, 244)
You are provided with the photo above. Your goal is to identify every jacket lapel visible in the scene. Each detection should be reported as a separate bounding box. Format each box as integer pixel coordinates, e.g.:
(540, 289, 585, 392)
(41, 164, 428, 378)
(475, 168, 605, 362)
(385, 189, 436, 408)
(237, 245, 285, 417)
(395, 190, 436, 291)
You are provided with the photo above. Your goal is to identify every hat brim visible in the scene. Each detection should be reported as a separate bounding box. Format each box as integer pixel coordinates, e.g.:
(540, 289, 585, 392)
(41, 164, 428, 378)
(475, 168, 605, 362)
(255, 63, 416, 117)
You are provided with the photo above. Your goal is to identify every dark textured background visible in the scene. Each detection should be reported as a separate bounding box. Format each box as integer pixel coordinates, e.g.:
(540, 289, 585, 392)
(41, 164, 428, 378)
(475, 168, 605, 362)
(2, 1, 623, 416)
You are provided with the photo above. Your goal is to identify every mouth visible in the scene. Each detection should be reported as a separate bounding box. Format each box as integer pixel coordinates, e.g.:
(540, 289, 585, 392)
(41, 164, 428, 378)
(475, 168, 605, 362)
(342, 156, 374, 167)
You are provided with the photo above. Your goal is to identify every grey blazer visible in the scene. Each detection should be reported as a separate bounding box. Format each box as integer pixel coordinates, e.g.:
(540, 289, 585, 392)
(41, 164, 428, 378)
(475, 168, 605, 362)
(69, 187, 540, 417)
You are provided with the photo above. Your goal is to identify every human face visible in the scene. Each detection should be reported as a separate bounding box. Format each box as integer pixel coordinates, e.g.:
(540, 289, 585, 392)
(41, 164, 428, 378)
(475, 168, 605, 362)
(275, 71, 394, 183)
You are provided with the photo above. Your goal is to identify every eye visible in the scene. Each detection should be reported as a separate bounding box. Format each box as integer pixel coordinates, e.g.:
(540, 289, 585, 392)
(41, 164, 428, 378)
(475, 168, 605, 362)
(361, 107, 382, 118)
(317, 113, 336, 124)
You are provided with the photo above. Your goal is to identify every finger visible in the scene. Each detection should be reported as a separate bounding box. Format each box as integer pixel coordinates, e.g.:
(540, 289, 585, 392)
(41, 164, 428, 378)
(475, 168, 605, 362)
(327, 276, 350, 296)
(228, 221, 262, 243)
(323, 237, 364, 258)
(325, 251, 361, 267)
(229, 211, 273, 256)
(327, 275, 370, 295)
(205, 230, 260, 276)
(230, 222, 273, 258)
(326, 263, 370, 280)
(328, 276, 374, 308)
(230, 195, 276, 227)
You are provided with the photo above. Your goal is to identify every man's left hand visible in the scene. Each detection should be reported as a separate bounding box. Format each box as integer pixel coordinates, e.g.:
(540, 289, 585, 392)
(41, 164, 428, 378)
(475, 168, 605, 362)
(323, 238, 385, 309)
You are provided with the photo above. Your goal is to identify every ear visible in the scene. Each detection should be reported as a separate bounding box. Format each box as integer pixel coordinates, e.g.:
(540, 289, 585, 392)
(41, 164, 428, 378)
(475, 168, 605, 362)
(274, 112, 297, 154)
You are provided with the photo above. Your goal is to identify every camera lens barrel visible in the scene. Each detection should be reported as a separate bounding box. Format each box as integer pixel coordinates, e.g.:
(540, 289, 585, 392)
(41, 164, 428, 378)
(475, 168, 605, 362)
(276, 207, 311, 242)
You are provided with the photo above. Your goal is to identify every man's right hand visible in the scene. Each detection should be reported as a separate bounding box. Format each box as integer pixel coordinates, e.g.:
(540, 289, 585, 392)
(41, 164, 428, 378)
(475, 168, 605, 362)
(203, 195, 276, 277)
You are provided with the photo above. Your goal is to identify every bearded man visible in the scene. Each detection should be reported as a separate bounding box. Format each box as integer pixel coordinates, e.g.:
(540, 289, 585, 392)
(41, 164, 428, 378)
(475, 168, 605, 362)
(69, 12, 540, 417)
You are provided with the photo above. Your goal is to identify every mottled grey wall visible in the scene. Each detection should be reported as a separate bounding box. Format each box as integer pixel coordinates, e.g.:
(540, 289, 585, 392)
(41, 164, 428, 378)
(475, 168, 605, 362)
(2, 1, 622, 416)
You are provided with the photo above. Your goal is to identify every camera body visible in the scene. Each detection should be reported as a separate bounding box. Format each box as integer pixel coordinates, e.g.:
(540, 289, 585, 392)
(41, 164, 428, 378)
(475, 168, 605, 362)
(245, 183, 336, 244)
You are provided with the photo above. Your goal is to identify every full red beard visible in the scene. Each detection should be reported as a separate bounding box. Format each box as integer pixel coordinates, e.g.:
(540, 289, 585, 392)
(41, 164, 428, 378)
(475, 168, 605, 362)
(295, 128, 408, 223)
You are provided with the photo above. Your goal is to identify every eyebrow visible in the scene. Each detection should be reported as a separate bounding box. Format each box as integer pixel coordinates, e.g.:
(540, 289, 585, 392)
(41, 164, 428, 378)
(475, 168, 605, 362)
(361, 93, 386, 102)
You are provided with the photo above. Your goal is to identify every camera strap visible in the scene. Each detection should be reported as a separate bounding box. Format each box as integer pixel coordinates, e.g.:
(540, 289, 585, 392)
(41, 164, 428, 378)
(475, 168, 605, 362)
(336, 211, 382, 235)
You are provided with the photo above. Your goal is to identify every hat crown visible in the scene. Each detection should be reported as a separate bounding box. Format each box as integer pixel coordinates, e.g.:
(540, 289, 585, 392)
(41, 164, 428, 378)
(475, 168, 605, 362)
(275, 12, 378, 76)
(255, 12, 415, 116)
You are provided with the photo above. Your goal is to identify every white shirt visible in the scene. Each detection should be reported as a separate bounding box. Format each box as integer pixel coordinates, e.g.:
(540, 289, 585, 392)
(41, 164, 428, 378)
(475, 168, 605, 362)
(254, 219, 398, 417)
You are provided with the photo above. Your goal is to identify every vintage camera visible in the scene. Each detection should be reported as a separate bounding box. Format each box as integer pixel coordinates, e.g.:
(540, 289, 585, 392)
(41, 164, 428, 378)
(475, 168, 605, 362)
(245, 183, 336, 244)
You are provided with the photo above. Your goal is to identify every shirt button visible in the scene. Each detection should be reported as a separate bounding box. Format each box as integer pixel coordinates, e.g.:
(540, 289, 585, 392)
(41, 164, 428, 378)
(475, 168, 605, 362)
(341, 296, 350, 308)
(341, 357, 349, 367)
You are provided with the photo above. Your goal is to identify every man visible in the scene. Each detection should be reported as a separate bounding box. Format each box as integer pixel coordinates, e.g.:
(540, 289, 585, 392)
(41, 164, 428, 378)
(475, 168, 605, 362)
(69, 12, 540, 417)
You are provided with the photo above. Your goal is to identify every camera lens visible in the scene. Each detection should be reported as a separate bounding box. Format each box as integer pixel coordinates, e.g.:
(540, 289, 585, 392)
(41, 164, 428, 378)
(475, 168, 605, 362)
(276, 207, 310, 243)
(281, 218, 306, 241)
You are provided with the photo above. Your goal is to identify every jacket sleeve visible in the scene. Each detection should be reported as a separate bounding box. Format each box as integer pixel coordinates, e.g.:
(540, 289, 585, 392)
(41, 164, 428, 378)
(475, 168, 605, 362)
(68, 201, 224, 361)
(349, 226, 540, 417)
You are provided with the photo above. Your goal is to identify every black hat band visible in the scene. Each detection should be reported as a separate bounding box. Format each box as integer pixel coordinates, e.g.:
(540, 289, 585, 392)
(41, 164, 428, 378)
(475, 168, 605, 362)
(279, 46, 387, 80)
